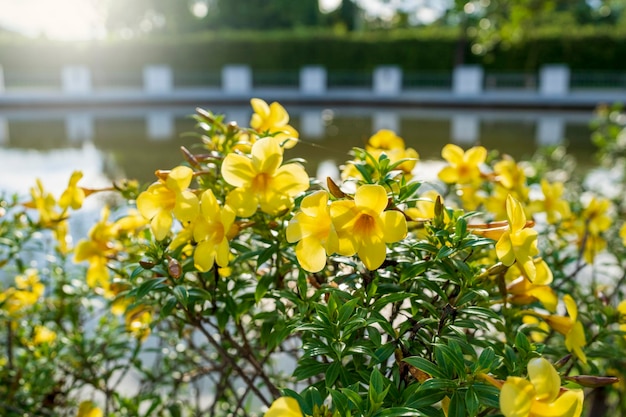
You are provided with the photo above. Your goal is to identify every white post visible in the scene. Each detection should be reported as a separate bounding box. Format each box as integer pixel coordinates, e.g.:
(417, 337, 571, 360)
(451, 114, 479, 145)
(539, 65, 570, 96)
(0, 117, 8, 145)
(373, 66, 402, 96)
(65, 113, 94, 143)
(453, 65, 484, 95)
(300, 66, 326, 95)
(143, 65, 173, 93)
(147, 112, 174, 140)
(301, 111, 324, 139)
(373, 112, 400, 134)
(536, 116, 565, 146)
(222, 65, 252, 94)
(62, 66, 92, 94)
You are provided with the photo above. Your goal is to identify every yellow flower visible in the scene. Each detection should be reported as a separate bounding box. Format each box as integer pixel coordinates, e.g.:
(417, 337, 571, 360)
(330, 184, 407, 270)
(0, 269, 45, 316)
(496, 195, 539, 281)
(437, 144, 486, 184)
(125, 305, 152, 342)
(250, 98, 298, 149)
(581, 197, 612, 235)
(405, 190, 443, 221)
(500, 357, 584, 417)
(286, 190, 339, 272)
(536, 295, 587, 364)
(506, 259, 557, 312)
(529, 180, 571, 224)
(59, 170, 85, 211)
(493, 157, 529, 202)
(137, 166, 200, 240)
(76, 401, 103, 417)
(33, 325, 57, 346)
(265, 397, 303, 417)
(74, 207, 120, 289)
(523, 315, 551, 343)
(366, 129, 419, 176)
(192, 189, 235, 272)
(221, 137, 309, 217)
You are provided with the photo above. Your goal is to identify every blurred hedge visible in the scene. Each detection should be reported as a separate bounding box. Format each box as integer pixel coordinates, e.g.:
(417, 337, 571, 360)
(1, 26, 625, 75)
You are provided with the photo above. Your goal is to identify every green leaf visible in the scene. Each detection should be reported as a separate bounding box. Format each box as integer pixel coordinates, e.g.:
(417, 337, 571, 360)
(473, 383, 500, 409)
(405, 389, 446, 409)
(326, 361, 342, 387)
(370, 368, 385, 395)
(448, 391, 466, 417)
(465, 387, 479, 417)
(403, 357, 446, 379)
(374, 342, 397, 364)
(338, 298, 360, 324)
(133, 277, 168, 299)
(515, 331, 532, 354)
(160, 296, 178, 319)
(294, 359, 328, 381)
(476, 347, 496, 373)
(172, 285, 188, 308)
(257, 244, 276, 267)
(341, 387, 364, 411)
(417, 379, 457, 391)
(436, 342, 466, 377)
(255, 272, 275, 302)
(329, 388, 350, 417)
(374, 407, 424, 417)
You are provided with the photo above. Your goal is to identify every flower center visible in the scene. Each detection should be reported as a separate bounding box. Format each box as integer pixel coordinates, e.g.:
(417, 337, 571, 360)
(354, 213, 377, 236)
(252, 173, 271, 193)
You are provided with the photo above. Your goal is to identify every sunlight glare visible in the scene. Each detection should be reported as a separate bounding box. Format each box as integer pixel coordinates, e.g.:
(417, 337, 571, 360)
(0, 0, 106, 41)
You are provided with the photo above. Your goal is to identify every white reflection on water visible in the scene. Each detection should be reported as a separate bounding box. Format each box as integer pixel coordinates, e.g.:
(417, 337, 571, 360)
(0, 142, 111, 197)
(0, 104, 595, 193)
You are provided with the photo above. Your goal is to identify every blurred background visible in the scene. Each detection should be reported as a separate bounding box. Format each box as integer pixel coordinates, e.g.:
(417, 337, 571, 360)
(0, 0, 624, 193)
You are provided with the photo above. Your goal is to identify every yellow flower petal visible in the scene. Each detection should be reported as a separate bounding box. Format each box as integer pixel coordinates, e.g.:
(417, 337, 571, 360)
(265, 397, 303, 417)
(496, 231, 516, 266)
(441, 143, 464, 165)
(380, 210, 407, 243)
(251, 137, 283, 174)
(563, 295, 578, 322)
(226, 188, 258, 218)
(250, 98, 270, 120)
(166, 166, 194, 192)
(527, 358, 560, 403)
(529, 389, 584, 417)
(500, 377, 534, 417)
(173, 190, 200, 223)
(151, 209, 173, 240)
(194, 240, 216, 272)
(354, 184, 388, 215)
(296, 237, 328, 272)
(358, 236, 387, 270)
(466, 146, 487, 166)
(221, 153, 257, 188)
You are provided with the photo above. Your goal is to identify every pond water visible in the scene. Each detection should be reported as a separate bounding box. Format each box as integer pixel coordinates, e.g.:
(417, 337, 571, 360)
(0, 103, 596, 196)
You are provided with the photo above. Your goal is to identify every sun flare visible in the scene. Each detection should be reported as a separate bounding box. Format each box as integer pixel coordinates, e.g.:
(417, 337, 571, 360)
(0, 0, 105, 41)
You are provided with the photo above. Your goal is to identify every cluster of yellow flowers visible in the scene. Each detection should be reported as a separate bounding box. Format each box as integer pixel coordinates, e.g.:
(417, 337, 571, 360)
(12, 98, 626, 416)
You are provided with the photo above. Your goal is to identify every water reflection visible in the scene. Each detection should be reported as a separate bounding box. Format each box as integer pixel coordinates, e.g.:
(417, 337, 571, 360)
(0, 104, 595, 194)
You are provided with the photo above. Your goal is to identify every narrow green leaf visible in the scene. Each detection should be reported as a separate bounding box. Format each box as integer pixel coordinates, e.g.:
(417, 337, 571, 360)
(326, 361, 342, 387)
(403, 357, 446, 379)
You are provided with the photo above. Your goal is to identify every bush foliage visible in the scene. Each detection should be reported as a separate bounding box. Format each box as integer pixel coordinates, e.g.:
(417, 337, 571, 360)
(1, 100, 626, 416)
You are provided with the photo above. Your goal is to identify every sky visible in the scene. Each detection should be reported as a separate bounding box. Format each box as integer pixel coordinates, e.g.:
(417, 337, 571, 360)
(0, 0, 107, 40)
(0, 0, 449, 41)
